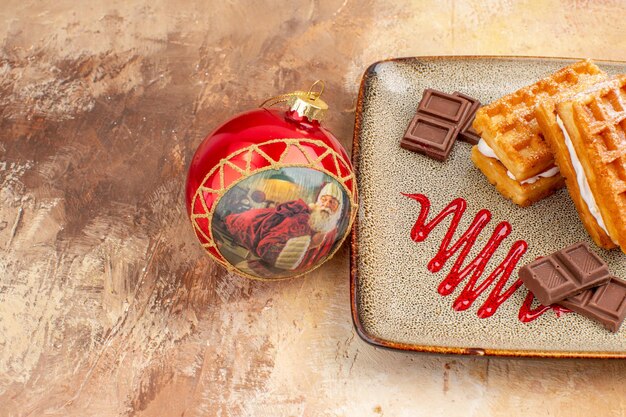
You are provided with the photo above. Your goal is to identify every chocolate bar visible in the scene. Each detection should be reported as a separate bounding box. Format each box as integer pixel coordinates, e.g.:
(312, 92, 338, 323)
(401, 89, 480, 161)
(518, 242, 610, 306)
(560, 277, 626, 333)
(453, 92, 481, 145)
(400, 113, 457, 161)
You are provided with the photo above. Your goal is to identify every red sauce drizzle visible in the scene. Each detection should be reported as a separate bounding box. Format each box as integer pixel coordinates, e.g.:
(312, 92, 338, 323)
(403, 193, 566, 322)
(518, 291, 571, 322)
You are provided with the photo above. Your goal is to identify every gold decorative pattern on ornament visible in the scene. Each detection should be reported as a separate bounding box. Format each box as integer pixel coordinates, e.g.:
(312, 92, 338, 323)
(189, 137, 357, 280)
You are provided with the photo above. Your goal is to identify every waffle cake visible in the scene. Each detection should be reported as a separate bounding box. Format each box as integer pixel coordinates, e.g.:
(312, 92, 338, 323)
(539, 75, 626, 252)
(470, 61, 608, 207)
(470, 146, 564, 207)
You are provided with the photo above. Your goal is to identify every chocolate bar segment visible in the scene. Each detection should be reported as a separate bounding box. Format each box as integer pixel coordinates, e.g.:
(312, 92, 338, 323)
(560, 277, 626, 333)
(518, 242, 610, 306)
(459, 126, 481, 145)
(401, 113, 456, 161)
(419, 89, 470, 124)
(454, 92, 482, 145)
(559, 242, 608, 282)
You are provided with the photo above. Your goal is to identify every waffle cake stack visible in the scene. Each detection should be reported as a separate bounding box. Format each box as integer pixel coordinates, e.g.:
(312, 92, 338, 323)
(536, 75, 626, 253)
(471, 60, 607, 206)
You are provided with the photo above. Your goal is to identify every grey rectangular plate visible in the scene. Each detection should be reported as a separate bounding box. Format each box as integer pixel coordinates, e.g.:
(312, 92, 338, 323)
(350, 56, 626, 358)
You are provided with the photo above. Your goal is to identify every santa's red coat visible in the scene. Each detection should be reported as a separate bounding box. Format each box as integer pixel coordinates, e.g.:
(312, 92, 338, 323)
(224, 199, 337, 270)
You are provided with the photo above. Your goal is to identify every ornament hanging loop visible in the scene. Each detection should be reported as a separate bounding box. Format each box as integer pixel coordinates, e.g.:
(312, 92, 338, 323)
(259, 80, 329, 122)
(306, 80, 325, 100)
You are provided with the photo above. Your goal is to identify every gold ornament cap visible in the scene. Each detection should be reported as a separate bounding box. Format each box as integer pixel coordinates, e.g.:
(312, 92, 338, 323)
(260, 80, 328, 122)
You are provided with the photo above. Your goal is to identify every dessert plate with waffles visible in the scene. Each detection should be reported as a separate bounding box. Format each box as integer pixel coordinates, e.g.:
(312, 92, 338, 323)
(351, 57, 626, 358)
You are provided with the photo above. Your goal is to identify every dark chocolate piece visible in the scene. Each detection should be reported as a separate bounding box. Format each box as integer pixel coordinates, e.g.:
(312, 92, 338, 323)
(559, 277, 626, 333)
(401, 113, 457, 161)
(418, 89, 470, 124)
(459, 126, 481, 145)
(518, 242, 610, 306)
(453, 92, 482, 145)
(401, 89, 482, 160)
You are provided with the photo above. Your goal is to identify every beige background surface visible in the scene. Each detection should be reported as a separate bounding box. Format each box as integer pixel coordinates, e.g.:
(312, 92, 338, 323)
(1, 1, 625, 416)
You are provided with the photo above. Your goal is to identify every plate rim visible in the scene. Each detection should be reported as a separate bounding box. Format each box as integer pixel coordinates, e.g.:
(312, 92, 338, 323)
(350, 55, 626, 359)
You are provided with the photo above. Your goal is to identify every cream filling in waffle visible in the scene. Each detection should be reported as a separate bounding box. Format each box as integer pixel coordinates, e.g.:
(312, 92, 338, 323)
(556, 115, 612, 239)
(476, 139, 560, 185)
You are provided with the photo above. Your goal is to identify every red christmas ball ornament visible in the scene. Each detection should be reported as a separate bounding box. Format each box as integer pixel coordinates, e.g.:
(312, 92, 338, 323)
(185, 81, 357, 280)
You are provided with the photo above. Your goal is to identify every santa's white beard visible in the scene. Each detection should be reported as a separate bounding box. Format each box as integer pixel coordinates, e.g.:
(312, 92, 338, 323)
(308, 205, 340, 233)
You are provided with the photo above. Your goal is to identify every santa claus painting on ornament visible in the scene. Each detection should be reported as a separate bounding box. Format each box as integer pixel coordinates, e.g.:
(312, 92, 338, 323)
(211, 167, 350, 278)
